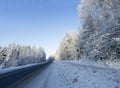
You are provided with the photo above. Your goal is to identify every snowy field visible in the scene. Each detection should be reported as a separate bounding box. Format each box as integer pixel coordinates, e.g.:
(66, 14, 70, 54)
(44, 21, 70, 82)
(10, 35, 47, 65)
(16, 60, 120, 88)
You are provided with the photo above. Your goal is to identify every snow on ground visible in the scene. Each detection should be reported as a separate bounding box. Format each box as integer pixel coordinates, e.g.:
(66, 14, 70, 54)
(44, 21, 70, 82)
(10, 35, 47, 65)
(63, 59, 120, 69)
(15, 61, 120, 88)
(16, 62, 68, 88)
(59, 61, 120, 88)
(0, 63, 46, 75)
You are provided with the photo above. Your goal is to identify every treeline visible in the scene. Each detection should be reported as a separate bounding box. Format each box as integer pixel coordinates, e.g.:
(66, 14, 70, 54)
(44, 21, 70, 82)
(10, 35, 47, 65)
(55, 0, 120, 61)
(0, 44, 46, 69)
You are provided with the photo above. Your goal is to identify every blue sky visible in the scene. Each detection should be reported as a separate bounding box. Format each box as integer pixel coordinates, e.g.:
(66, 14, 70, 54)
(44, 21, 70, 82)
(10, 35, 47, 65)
(0, 0, 80, 57)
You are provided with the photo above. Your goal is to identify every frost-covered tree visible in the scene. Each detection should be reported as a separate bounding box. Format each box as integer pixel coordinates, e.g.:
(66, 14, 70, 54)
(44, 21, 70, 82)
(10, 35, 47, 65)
(0, 47, 7, 67)
(55, 32, 79, 60)
(77, 0, 120, 61)
(78, 0, 120, 32)
(56, 0, 120, 61)
(0, 44, 46, 69)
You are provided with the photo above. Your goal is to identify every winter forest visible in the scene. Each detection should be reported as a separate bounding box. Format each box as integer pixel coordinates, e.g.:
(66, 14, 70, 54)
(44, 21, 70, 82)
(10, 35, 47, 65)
(0, 0, 120, 69)
(55, 0, 120, 62)
(0, 44, 46, 69)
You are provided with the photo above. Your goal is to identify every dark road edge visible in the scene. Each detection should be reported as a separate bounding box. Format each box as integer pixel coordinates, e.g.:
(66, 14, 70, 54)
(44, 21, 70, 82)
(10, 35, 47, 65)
(0, 59, 53, 88)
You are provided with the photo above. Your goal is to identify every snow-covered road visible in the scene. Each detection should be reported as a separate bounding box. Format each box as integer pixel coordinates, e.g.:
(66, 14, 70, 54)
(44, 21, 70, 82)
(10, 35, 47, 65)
(16, 61, 120, 88)
(15, 62, 68, 88)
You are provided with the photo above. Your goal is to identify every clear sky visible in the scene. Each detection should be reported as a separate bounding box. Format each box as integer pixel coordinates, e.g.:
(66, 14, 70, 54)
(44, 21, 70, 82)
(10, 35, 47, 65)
(0, 0, 80, 57)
